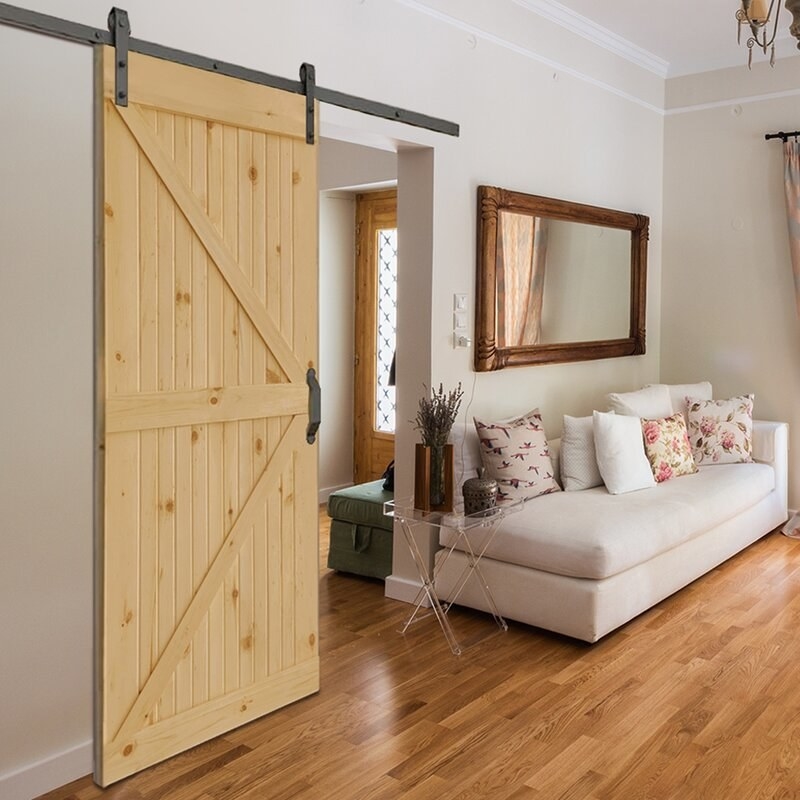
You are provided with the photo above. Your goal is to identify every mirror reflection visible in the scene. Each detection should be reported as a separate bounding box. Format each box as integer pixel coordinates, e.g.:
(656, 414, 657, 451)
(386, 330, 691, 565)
(497, 212, 631, 347)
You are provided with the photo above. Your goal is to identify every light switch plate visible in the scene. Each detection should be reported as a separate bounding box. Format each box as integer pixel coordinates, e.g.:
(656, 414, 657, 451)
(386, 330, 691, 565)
(453, 311, 468, 330)
(454, 293, 467, 311)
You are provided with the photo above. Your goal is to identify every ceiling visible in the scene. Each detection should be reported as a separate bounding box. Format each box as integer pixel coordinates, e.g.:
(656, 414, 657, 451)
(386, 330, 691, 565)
(526, 0, 800, 77)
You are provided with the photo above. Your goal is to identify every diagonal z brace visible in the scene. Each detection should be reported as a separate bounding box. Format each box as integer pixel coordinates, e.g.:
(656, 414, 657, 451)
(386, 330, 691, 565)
(299, 62, 315, 145)
(107, 7, 129, 106)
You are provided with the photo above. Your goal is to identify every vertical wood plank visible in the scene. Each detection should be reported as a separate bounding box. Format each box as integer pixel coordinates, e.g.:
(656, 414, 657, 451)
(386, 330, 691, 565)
(103, 100, 141, 740)
(279, 144, 296, 670)
(251, 132, 268, 679)
(190, 116, 209, 707)
(237, 129, 255, 688)
(137, 109, 160, 719)
(156, 110, 177, 720)
(291, 136, 319, 666)
(279, 138, 294, 350)
(173, 113, 194, 714)
(222, 123, 240, 694)
(206, 118, 225, 702)
(265, 134, 283, 676)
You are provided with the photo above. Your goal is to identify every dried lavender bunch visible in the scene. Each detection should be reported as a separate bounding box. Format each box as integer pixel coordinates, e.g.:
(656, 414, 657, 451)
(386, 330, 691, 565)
(413, 382, 464, 447)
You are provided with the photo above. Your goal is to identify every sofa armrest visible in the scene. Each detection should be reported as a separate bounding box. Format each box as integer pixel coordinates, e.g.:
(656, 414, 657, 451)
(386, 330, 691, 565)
(752, 420, 788, 516)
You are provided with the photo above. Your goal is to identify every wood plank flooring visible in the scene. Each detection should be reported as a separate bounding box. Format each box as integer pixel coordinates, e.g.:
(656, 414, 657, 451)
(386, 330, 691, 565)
(40, 516, 800, 799)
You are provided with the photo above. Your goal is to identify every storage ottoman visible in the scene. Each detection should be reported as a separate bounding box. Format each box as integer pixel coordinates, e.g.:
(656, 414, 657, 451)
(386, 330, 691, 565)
(326, 480, 394, 579)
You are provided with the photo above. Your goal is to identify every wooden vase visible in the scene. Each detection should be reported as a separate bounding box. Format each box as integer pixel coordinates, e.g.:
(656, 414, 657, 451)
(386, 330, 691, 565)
(414, 443, 454, 512)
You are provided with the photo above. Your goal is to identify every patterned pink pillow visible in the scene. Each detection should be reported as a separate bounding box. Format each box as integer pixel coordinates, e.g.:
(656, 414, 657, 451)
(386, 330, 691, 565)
(474, 409, 561, 502)
(686, 395, 754, 465)
(641, 413, 698, 483)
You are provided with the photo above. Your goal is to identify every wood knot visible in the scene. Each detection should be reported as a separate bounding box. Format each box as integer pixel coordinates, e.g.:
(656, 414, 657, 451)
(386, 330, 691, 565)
(165, 499, 175, 513)
(308, 632, 316, 648)
(255, 438, 263, 454)
(242, 633, 253, 651)
(209, 395, 219, 405)
(121, 609, 133, 627)
(232, 587, 239, 601)
(292, 171, 300, 185)
(115, 351, 123, 362)
(240, 704, 248, 712)
(123, 743, 134, 757)
(248, 165, 258, 182)
(191, 429, 199, 443)
(104, 203, 114, 218)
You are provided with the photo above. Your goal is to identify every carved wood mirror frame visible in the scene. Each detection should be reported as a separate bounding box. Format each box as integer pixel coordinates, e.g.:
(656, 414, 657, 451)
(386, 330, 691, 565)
(475, 185, 649, 371)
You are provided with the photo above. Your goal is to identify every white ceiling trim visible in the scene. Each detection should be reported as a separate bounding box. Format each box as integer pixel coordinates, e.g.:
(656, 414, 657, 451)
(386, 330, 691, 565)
(390, 0, 664, 114)
(665, 84, 800, 115)
(512, 0, 670, 78)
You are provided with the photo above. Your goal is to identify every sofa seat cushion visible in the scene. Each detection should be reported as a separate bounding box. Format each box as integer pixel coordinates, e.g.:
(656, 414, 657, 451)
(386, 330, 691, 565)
(327, 480, 393, 531)
(441, 462, 775, 580)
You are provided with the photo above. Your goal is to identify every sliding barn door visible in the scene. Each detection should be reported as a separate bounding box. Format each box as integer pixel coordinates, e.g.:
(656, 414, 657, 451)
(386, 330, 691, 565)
(95, 47, 318, 786)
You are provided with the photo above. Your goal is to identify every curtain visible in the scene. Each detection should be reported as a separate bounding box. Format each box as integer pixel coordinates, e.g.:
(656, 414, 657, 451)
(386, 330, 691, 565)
(786, 140, 800, 316)
(497, 212, 548, 347)
(782, 140, 800, 538)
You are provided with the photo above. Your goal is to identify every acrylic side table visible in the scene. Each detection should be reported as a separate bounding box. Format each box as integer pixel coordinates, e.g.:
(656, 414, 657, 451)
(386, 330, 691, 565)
(384, 498, 522, 655)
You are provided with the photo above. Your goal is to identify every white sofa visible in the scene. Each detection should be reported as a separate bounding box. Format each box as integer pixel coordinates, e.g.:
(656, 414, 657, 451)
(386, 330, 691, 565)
(437, 419, 788, 643)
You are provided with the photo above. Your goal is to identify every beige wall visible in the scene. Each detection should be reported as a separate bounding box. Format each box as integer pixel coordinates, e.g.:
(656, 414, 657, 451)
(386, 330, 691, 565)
(1, 1, 666, 796)
(317, 140, 398, 503)
(661, 56, 800, 509)
(0, 27, 94, 798)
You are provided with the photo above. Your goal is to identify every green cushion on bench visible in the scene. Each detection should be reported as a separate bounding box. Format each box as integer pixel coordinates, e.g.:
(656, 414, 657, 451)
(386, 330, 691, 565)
(326, 480, 393, 531)
(326, 480, 394, 579)
(327, 520, 393, 579)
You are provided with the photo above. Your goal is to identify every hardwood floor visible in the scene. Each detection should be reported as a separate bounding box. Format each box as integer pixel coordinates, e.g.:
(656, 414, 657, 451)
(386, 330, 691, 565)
(39, 520, 800, 800)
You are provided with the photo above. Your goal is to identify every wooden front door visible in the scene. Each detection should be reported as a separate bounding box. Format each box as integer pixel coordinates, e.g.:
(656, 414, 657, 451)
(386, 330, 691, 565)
(95, 47, 318, 785)
(354, 189, 397, 483)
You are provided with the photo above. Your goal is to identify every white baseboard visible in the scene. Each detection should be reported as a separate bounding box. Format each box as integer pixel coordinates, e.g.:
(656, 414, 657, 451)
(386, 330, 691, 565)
(384, 573, 430, 607)
(318, 482, 353, 506)
(0, 739, 92, 800)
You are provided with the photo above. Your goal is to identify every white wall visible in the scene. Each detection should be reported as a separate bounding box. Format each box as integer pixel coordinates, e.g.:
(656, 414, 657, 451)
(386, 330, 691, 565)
(317, 139, 397, 503)
(318, 191, 357, 500)
(0, 26, 94, 800)
(0, 1, 666, 795)
(661, 56, 800, 509)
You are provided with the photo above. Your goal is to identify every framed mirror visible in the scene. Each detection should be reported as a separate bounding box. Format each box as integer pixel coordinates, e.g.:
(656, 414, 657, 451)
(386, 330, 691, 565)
(475, 185, 649, 371)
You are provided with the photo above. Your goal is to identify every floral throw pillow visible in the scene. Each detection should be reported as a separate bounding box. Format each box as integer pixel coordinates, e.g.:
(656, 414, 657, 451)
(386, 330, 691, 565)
(474, 409, 561, 503)
(641, 413, 698, 483)
(686, 394, 754, 465)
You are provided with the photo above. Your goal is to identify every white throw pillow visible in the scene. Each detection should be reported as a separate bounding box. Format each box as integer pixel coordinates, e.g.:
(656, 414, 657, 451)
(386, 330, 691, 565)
(560, 415, 603, 492)
(647, 382, 713, 424)
(593, 410, 656, 495)
(607, 384, 673, 419)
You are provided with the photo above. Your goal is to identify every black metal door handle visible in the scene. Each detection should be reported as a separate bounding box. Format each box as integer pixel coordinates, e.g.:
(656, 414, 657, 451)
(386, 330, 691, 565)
(306, 368, 321, 444)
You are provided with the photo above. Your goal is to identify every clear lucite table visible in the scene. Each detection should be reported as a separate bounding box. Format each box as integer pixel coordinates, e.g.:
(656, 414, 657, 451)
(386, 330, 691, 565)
(384, 498, 522, 655)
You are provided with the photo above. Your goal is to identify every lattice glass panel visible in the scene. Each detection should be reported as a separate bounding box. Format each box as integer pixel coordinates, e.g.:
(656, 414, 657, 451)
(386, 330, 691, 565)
(375, 228, 397, 433)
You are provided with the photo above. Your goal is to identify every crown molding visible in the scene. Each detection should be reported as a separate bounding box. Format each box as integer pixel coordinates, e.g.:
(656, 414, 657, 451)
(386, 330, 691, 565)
(665, 84, 800, 115)
(512, 0, 670, 78)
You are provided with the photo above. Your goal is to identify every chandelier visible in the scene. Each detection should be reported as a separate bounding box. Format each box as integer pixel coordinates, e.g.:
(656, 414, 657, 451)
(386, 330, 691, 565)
(737, 0, 800, 67)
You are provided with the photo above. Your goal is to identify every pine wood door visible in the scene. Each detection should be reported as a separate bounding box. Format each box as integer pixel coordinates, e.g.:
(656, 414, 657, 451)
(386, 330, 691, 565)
(353, 189, 397, 483)
(95, 47, 318, 786)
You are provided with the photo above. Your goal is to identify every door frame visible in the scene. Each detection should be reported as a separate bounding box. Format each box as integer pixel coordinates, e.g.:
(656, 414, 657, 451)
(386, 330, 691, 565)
(353, 188, 398, 484)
